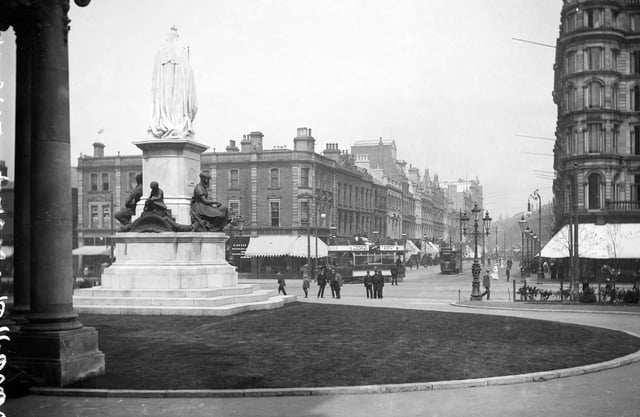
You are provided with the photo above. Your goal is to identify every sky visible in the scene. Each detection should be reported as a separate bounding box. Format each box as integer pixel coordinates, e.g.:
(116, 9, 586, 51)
(0, 0, 561, 217)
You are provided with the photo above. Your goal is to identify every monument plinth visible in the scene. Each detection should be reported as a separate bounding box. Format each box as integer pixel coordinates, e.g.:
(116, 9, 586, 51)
(134, 138, 208, 225)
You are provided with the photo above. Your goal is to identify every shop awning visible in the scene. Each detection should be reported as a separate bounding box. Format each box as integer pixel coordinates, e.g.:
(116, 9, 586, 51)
(244, 235, 328, 258)
(423, 242, 439, 255)
(541, 223, 640, 259)
(72, 246, 111, 256)
(404, 239, 420, 256)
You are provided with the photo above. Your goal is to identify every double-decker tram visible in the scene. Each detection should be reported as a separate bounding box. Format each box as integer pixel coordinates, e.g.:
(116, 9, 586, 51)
(329, 243, 404, 283)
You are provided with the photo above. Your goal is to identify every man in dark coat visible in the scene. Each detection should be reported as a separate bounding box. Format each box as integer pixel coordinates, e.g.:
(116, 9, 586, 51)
(390, 263, 399, 286)
(374, 269, 384, 299)
(317, 266, 327, 298)
(364, 270, 373, 298)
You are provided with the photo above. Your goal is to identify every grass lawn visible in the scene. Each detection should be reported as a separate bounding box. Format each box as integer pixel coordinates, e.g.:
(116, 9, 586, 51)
(69, 303, 640, 390)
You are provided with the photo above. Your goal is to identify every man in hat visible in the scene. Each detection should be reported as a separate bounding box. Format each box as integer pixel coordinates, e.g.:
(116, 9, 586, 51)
(482, 269, 491, 300)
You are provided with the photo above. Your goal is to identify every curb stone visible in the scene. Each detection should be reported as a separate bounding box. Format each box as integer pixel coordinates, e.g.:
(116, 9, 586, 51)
(30, 347, 640, 398)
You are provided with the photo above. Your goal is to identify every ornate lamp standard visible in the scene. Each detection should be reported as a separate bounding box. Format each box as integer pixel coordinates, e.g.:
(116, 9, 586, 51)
(461, 203, 491, 301)
(524, 226, 533, 278)
(518, 215, 527, 279)
(527, 189, 543, 284)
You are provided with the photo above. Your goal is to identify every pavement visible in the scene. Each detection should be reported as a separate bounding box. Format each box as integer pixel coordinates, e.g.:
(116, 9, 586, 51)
(5, 262, 640, 417)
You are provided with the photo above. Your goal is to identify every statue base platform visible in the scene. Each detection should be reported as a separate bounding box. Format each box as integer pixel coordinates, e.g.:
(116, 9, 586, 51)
(73, 232, 296, 316)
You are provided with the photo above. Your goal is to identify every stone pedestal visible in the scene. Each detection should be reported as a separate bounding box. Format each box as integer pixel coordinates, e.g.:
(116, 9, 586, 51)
(133, 139, 209, 225)
(73, 232, 296, 316)
(102, 232, 237, 289)
(10, 327, 105, 387)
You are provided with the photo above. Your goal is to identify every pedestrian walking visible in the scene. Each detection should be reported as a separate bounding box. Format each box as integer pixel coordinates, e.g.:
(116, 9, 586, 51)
(364, 270, 373, 298)
(276, 271, 287, 295)
(328, 267, 337, 298)
(483, 269, 491, 300)
(374, 269, 384, 299)
(333, 268, 342, 299)
(317, 266, 327, 298)
(390, 263, 398, 286)
(506, 259, 512, 282)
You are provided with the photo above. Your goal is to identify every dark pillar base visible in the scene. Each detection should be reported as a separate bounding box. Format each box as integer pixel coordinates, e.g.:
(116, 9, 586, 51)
(9, 327, 105, 387)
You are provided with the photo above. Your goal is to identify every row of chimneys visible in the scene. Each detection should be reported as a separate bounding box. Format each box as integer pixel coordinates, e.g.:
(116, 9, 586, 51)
(90, 127, 347, 162)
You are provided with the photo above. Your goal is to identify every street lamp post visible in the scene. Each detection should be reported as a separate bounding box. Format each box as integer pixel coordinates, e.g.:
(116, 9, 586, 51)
(461, 203, 491, 301)
(524, 226, 533, 278)
(518, 215, 527, 280)
(315, 213, 326, 272)
(528, 189, 543, 284)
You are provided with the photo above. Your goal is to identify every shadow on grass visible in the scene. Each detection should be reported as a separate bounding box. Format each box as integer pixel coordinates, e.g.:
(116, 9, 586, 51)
(69, 302, 640, 390)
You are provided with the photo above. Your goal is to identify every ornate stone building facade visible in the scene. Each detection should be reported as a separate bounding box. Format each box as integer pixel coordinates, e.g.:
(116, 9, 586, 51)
(553, 0, 640, 226)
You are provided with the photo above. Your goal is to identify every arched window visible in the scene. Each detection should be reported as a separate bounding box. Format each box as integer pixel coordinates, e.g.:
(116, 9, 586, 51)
(588, 173, 603, 210)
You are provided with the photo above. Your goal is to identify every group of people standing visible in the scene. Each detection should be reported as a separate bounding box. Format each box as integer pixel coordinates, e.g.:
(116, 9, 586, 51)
(315, 266, 343, 299)
(363, 269, 386, 299)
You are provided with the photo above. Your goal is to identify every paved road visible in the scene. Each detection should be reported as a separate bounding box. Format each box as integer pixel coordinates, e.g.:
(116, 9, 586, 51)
(5, 262, 640, 417)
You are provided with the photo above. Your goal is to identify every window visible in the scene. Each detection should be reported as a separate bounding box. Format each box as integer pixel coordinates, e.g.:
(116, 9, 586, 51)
(612, 125, 619, 154)
(612, 50, 619, 71)
(584, 47, 603, 70)
(300, 201, 310, 224)
(228, 200, 239, 217)
(587, 124, 602, 153)
(229, 169, 239, 189)
(565, 127, 574, 156)
(90, 173, 98, 192)
(566, 51, 576, 74)
(270, 200, 280, 227)
(631, 14, 640, 32)
(612, 84, 619, 110)
(300, 167, 310, 188)
(585, 81, 602, 109)
(588, 173, 602, 210)
(102, 204, 111, 228)
(90, 204, 100, 228)
(633, 126, 640, 155)
(89, 202, 111, 229)
(566, 84, 577, 112)
(585, 9, 603, 28)
(101, 173, 109, 191)
(269, 168, 279, 188)
(565, 12, 576, 33)
(632, 85, 640, 111)
(128, 172, 137, 190)
(631, 51, 640, 74)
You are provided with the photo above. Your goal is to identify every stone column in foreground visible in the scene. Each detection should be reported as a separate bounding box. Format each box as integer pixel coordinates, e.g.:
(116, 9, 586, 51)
(9, 0, 105, 387)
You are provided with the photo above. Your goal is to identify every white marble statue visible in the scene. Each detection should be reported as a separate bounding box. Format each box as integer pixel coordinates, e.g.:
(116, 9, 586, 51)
(148, 26, 198, 139)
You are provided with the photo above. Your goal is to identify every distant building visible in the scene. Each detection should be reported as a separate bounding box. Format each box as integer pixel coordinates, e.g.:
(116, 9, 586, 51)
(553, 0, 640, 226)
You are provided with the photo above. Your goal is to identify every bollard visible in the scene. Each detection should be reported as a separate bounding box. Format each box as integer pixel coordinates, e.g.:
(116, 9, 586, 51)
(458, 289, 460, 302)
(513, 280, 517, 302)
(560, 281, 564, 303)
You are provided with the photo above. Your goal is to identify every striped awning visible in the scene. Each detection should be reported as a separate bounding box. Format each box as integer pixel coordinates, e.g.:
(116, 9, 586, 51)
(541, 223, 640, 259)
(244, 235, 328, 258)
